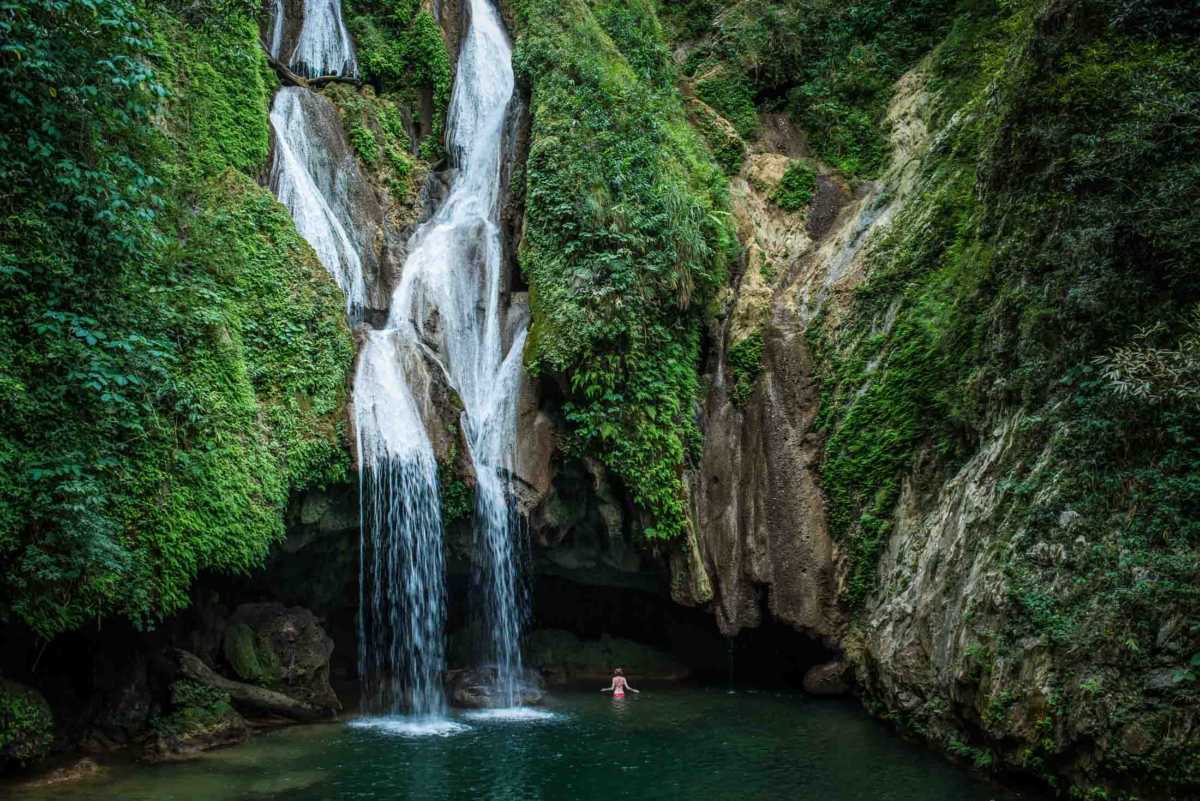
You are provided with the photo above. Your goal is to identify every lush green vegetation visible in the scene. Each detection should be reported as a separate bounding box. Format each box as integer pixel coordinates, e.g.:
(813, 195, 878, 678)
(0, 680, 53, 766)
(324, 83, 423, 206)
(770, 160, 816, 211)
(726, 332, 764, 407)
(513, 0, 736, 540)
(150, 679, 236, 738)
(0, 0, 352, 640)
(661, 0, 960, 176)
(344, 0, 452, 161)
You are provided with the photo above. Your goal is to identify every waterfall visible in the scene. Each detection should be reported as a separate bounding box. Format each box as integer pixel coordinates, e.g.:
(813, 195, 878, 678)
(268, 0, 359, 79)
(268, 0, 527, 717)
(359, 0, 527, 711)
(354, 332, 449, 714)
(268, 86, 368, 318)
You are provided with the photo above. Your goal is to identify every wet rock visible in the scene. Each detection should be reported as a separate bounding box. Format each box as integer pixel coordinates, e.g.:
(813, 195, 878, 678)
(21, 757, 103, 787)
(524, 630, 689, 685)
(802, 661, 851, 696)
(222, 603, 340, 714)
(446, 667, 545, 708)
(141, 680, 248, 763)
(0, 679, 53, 769)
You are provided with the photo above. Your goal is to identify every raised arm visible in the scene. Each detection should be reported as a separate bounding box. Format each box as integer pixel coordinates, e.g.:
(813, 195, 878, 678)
(601, 679, 615, 692)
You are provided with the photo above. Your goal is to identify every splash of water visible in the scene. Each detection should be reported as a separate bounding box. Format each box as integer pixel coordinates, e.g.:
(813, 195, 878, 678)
(267, 0, 359, 79)
(268, 86, 368, 318)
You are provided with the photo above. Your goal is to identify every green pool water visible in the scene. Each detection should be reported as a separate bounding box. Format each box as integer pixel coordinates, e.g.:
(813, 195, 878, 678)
(9, 689, 1040, 801)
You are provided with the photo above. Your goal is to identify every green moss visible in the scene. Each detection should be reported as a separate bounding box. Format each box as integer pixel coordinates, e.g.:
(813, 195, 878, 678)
(0, 680, 53, 767)
(326, 84, 421, 204)
(151, 680, 234, 737)
(688, 97, 746, 175)
(151, 7, 271, 181)
(223, 622, 266, 683)
(513, 0, 735, 540)
(727, 332, 764, 407)
(770, 161, 817, 212)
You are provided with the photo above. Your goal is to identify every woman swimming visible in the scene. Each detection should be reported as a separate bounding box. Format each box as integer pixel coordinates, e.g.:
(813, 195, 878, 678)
(602, 668, 639, 699)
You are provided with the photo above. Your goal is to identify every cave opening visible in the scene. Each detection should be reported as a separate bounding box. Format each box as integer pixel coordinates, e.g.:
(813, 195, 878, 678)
(527, 574, 837, 690)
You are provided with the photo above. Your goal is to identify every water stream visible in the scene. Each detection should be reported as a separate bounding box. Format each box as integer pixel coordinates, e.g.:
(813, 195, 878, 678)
(268, 86, 368, 318)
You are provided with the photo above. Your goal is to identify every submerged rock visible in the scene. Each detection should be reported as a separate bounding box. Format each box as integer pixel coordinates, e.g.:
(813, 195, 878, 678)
(20, 757, 103, 787)
(446, 668, 545, 709)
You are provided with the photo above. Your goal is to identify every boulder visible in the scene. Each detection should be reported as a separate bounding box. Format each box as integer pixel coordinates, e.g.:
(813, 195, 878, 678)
(141, 680, 248, 763)
(175, 649, 334, 722)
(802, 660, 851, 696)
(446, 667, 545, 708)
(0, 679, 53, 768)
(222, 603, 339, 714)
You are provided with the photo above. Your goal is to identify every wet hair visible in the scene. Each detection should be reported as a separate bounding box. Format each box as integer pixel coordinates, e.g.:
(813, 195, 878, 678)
(614, 668, 624, 676)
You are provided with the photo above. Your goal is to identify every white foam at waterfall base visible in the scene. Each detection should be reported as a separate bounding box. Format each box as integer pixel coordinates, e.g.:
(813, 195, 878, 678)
(462, 708, 564, 724)
(348, 717, 469, 738)
(268, 87, 367, 317)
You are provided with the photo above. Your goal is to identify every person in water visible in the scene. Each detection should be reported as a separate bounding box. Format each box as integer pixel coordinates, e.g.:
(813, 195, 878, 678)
(602, 668, 639, 698)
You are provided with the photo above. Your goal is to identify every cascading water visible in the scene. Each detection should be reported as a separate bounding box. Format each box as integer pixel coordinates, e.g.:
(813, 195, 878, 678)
(356, 0, 528, 711)
(267, 0, 359, 79)
(268, 86, 368, 317)
(268, 0, 527, 718)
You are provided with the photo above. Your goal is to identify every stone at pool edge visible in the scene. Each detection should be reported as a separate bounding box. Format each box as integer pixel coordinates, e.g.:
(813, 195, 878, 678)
(803, 660, 851, 697)
(446, 668, 546, 709)
(221, 602, 340, 714)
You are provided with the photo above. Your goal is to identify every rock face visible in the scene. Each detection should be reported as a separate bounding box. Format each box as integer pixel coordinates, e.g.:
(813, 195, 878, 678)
(221, 603, 340, 715)
(674, 125, 851, 643)
(802, 660, 851, 697)
(524, 630, 689, 685)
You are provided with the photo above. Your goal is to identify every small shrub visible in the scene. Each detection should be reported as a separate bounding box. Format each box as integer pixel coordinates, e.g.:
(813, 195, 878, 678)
(728, 332, 765, 407)
(770, 161, 817, 212)
(0, 680, 53, 767)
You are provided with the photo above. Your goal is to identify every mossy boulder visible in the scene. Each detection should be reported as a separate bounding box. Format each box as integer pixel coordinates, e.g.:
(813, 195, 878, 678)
(142, 680, 247, 763)
(221, 603, 339, 713)
(0, 679, 53, 768)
